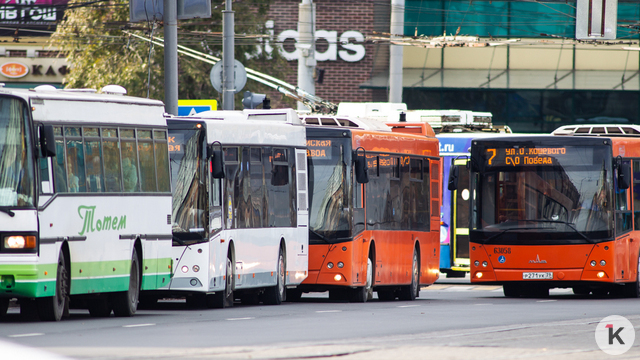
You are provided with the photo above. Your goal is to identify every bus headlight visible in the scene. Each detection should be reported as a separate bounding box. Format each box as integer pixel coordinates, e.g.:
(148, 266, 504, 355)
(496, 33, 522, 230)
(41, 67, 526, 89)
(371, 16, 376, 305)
(482, 261, 488, 267)
(337, 262, 344, 268)
(327, 262, 334, 269)
(590, 260, 597, 267)
(181, 265, 189, 273)
(474, 260, 480, 266)
(5, 235, 36, 249)
(600, 260, 606, 266)
(597, 272, 605, 278)
(192, 265, 200, 272)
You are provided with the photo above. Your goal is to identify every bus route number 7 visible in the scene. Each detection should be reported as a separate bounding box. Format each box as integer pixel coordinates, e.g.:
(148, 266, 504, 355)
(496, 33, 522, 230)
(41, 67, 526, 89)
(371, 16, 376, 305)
(486, 148, 496, 165)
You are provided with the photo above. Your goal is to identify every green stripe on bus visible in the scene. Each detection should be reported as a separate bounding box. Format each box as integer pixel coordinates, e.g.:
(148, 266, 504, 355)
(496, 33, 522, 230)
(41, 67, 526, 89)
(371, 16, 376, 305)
(0, 258, 172, 298)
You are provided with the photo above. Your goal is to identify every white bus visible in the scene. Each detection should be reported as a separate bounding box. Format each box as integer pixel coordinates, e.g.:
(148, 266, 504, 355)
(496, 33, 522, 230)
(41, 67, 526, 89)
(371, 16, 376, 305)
(165, 109, 308, 307)
(0, 85, 173, 321)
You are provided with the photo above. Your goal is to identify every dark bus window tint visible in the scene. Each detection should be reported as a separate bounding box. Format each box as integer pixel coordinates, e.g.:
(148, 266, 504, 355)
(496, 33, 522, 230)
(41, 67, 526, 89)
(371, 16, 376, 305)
(121, 141, 139, 192)
(53, 138, 67, 193)
(85, 140, 103, 192)
(66, 138, 86, 193)
(139, 142, 157, 191)
(155, 141, 170, 192)
(103, 140, 122, 192)
(225, 147, 238, 162)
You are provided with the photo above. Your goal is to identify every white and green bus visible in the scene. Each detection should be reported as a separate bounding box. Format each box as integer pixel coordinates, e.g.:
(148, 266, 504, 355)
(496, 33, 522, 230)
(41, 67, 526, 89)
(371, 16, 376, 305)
(0, 85, 173, 321)
(164, 109, 308, 307)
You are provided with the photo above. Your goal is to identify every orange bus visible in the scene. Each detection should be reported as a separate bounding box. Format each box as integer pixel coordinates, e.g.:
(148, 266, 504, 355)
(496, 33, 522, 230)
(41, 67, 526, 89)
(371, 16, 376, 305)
(291, 117, 441, 302)
(462, 124, 640, 298)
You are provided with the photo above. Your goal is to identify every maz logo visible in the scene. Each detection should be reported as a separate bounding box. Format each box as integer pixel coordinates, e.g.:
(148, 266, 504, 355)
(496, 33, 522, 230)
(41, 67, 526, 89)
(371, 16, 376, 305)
(529, 255, 547, 264)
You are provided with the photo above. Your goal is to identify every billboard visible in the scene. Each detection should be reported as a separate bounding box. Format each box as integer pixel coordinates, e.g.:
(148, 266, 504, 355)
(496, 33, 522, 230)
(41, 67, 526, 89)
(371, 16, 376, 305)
(0, 0, 69, 36)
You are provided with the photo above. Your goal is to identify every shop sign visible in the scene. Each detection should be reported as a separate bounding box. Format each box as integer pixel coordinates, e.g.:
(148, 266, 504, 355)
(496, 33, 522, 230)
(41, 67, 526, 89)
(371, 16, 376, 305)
(0, 62, 28, 78)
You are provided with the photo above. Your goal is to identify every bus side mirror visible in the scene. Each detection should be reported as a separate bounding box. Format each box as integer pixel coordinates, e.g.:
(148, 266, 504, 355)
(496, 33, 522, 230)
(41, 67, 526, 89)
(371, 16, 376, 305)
(211, 149, 225, 179)
(355, 155, 369, 184)
(39, 124, 56, 157)
(618, 162, 631, 190)
(448, 165, 459, 191)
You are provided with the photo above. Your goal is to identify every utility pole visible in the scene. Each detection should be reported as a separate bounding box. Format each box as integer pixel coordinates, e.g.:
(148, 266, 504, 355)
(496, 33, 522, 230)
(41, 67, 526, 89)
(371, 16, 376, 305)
(222, 0, 235, 110)
(389, 0, 404, 103)
(297, 0, 316, 111)
(163, 0, 178, 115)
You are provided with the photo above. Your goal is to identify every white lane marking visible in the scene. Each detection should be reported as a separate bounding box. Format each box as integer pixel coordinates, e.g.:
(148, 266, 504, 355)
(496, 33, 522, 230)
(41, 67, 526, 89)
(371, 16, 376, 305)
(537, 300, 557, 303)
(397, 305, 420, 308)
(316, 310, 342, 313)
(474, 303, 493, 306)
(226, 317, 254, 321)
(445, 286, 475, 291)
(8, 333, 44, 338)
(122, 323, 156, 328)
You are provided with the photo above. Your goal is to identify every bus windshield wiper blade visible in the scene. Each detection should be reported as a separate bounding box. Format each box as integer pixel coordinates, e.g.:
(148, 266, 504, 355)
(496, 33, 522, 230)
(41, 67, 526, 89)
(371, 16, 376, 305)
(0, 207, 15, 217)
(482, 227, 539, 244)
(309, 229, 331, 243)
(518, 219, 595, 243)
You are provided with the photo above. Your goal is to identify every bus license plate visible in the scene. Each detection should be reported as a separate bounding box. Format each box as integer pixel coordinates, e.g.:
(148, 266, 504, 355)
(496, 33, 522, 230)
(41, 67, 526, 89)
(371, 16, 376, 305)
(523, 272, 553, 280)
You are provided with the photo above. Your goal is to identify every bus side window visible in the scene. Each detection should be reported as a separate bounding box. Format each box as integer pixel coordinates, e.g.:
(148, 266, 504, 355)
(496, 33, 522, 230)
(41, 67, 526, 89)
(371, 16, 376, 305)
(120, 130, 139, 192)
(633, 160, 640, 230)
(39, 158, 52, 194)
(53, 130, 67, 193)
(616, 160, 632, 235)
(65, 127, 86, 193)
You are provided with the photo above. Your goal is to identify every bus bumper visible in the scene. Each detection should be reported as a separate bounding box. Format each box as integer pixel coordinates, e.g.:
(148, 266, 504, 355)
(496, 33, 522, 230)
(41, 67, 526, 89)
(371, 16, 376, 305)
(0, 263, 56, 298)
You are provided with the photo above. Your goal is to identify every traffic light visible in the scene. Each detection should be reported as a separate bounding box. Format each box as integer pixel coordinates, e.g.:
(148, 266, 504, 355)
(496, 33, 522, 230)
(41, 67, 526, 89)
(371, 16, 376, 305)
(242, 91, 266, 109)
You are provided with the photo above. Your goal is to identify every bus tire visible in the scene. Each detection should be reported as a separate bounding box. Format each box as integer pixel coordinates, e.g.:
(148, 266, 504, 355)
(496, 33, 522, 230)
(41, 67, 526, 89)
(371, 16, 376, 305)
(624, 257, 640, 298)
(112, 248, 140, 317)
(350, 257, 373, 303)
(398, 248, 419, 301)
(210, 251, 235, 308)
(0, 298, 9, 317)
(37, 249, 69, 321)
(263, 248, 286, 305)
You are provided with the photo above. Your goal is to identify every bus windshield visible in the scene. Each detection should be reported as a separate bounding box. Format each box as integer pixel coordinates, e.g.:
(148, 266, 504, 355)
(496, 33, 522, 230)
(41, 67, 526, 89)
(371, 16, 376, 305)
(0, 97, 34, 208)
(472, 143, 614, 243)
(307, 136, 352, 243)
(169, 127, 208, 243)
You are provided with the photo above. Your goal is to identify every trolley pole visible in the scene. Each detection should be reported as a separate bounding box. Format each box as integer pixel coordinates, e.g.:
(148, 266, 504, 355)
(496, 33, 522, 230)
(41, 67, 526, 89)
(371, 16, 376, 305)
(222, 0, 235, 110)
(389, 0, 404, 103)
(297, 0, 315, 111)
(163, 0, 178, 115)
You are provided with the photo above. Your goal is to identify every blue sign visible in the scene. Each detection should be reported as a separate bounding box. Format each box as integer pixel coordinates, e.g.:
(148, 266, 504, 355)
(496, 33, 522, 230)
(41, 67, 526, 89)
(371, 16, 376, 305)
(498, 255, 506, 263)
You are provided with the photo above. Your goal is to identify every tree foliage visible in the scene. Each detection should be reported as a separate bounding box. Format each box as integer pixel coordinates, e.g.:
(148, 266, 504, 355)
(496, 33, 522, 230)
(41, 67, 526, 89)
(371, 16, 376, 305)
(51, 0, 291, 108)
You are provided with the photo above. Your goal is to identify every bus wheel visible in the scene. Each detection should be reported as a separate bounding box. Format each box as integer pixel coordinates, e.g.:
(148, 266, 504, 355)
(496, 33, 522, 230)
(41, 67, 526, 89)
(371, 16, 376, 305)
(398, 249, 419, 301)
(263, 249, 286, 305)
(503, 284, 521, 297)
(624, 258, 640, 298)
(37, 249, 69, 321)
(112, 249, 140, 317)
(0, 298, 8, 317)
(210, 252, 235, 308)
(350, 257, 373, 303)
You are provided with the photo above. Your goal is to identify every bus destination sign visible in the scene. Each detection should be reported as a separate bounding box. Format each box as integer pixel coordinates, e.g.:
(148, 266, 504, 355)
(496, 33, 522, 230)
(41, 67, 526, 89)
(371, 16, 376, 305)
(307, 139, 332, 159)
(485, 147, 567, 167)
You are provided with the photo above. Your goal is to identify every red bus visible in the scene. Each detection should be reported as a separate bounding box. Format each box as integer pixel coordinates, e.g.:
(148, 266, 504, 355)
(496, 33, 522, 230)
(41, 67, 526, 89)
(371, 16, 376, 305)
(462, 125, 640, 297)
(291, 117, 441, 302)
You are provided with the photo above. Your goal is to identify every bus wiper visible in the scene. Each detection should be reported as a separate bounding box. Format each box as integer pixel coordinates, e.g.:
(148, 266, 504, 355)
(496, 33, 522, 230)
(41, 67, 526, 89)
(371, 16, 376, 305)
(309, 229, 331, 243)
(517, 219, 595, 244)
(0, 207, 15, 217)
(483, 227, 539, 244)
